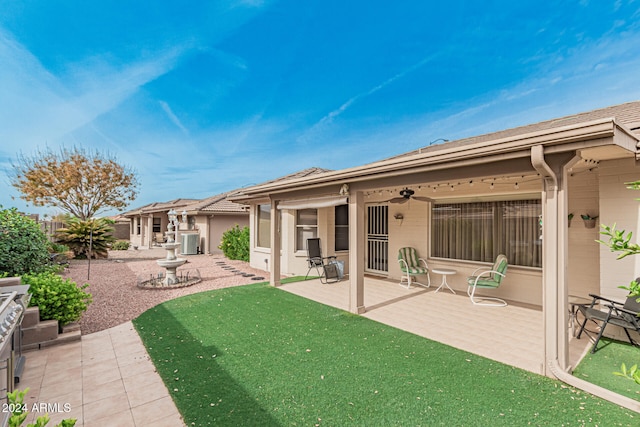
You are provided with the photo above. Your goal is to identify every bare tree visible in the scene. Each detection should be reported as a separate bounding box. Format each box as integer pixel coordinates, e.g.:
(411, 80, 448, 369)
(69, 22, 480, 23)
(10, 146, 139, 220)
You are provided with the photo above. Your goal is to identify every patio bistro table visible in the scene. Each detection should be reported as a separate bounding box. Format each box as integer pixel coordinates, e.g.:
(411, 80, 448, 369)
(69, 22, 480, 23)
(432, 268, 457, 294)
(568, 294, 592, 337)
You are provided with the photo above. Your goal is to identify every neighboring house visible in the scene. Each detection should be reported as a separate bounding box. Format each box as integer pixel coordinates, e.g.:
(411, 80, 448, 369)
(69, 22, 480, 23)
(181, 192, 249, 254)
(229, 100, 640, 380)
(121, 199, 200, 249)
(108, 214, 131, 240)
(229, 167, 334, 272)
(121, 193, 249, 254)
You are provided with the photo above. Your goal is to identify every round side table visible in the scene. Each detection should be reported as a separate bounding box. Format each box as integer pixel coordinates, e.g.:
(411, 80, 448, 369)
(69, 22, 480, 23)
(432, 268, 457, 294)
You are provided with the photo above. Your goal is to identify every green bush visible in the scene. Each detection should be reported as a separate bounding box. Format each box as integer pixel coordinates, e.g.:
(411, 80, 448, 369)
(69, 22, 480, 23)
(49, 242, 70, 254)
(111, 240, 130, 250)
(55, 216, 116, 259)
(23, 272, 92, 326)
(0, 206, 51, 276)
(219, 225, 250, 261)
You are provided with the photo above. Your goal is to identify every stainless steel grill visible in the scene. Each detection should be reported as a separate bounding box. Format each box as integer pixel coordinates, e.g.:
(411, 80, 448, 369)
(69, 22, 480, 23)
(0, 286, 29, 427)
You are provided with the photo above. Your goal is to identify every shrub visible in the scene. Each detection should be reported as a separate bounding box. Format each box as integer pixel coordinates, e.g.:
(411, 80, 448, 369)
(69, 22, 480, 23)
(0, 206, 51, 276)
(22, 272, 92, 326)
(111, 240, 130, 250)
(219, 225, 249, 261)
(49, 242, 70, 254)
(55, 216, 116, 259)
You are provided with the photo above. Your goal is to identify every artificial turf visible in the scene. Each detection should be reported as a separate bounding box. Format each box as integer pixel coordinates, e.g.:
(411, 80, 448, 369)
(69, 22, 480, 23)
(133, 283, 638, 426)
(573, 338, 640, 401)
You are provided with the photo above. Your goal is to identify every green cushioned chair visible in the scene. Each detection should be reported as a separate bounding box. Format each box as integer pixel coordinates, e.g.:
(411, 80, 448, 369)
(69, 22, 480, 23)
(398, 247, 430, 289)
(467, 254, 508, 306)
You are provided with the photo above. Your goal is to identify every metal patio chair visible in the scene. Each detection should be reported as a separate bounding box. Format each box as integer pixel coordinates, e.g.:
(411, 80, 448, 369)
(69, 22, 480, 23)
(304, 238, 339, 284)
(467, 254, 508, 306)
(398, 247, 430, 289)
(576, 287, 640, 353)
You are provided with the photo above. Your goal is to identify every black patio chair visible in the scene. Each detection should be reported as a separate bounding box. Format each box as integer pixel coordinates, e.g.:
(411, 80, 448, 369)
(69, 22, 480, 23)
(304, 238, 339, 284)
(576, 286, 640, 353)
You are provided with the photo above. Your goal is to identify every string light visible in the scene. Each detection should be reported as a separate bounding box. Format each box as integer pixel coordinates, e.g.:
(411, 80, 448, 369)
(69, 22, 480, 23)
(363, 173, 546, 197)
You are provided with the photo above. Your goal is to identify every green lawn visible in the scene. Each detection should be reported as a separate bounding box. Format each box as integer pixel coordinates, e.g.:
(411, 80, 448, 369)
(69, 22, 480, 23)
(573, 338, 640, 401)
(133, 283, 638, 426)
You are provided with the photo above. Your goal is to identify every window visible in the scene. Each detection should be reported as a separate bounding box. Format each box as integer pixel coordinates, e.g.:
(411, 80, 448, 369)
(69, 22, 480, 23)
(153, 217, 162, 233)
(257, 204, 271, 248)
(431, 199, 541, 268)
(296, 209, 318, 251)
(335, 204, 349, 251)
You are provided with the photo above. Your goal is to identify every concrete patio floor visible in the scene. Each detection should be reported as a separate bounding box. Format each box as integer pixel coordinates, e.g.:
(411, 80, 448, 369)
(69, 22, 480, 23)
(18, 322, 184, 427)
(280, 276, 592, 375)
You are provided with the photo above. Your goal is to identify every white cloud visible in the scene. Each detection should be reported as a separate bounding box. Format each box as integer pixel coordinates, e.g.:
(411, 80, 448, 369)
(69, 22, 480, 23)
(0, 28, 187, 154)
(159, 101, 189, 135)
(299, 55, 435, 144)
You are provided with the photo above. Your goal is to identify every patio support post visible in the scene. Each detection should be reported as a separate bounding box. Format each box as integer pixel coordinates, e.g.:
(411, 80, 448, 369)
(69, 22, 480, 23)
(349, 190, 366, 314)
(269, 199, 281, 287)
(532, 146, 580, 375)
(147, 215, 154, 248)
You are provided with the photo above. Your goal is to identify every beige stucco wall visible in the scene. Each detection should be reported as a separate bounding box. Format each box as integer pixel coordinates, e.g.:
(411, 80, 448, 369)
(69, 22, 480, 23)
(598, 158, 640, 298)
(597, 158, 640, 342)
(248, 204, 349, 277)
(567, 170, 600, 297)
(207, 214, 249, 255)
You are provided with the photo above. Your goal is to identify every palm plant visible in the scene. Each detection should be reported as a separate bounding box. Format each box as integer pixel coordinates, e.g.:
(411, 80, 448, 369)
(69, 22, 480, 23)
(55, 216, 116, 259)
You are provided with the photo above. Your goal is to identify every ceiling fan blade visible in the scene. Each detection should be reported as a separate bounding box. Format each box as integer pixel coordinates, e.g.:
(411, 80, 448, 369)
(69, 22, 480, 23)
(388, 197, 408, 204)
(413, 196, 434, 202)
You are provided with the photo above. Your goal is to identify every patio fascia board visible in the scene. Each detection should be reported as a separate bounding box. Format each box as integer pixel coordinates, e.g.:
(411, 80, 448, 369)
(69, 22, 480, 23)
(231, 118, 633, 201)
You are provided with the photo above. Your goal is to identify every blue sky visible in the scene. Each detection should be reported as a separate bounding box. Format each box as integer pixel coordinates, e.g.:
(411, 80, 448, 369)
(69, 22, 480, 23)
(2, 0, 640, 217)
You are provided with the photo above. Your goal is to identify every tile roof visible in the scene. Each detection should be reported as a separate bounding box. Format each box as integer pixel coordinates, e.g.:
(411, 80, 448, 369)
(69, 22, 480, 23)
(390, 100, 640, 160)
(183, 192, 248, 214)
(228, 167, 332, 195)
(121, 198, 200, 216)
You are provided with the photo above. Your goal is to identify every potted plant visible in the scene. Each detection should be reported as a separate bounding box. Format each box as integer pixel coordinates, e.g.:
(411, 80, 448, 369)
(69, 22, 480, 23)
(581, 213, 598, 229)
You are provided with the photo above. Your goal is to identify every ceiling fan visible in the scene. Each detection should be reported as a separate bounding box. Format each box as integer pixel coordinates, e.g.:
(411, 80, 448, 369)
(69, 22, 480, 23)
(387, 187, 433, 204)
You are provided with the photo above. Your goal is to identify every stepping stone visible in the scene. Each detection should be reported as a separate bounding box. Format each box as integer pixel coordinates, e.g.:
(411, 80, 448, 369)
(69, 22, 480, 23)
(242, 273, 255, 277)
(251, 276, 265, 281)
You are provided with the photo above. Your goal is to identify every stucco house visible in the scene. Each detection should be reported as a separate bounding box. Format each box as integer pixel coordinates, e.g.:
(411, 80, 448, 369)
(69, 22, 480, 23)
(229, 100, 640, 407)
(181, 192, 249, 254)
(121, 193, 248, 254)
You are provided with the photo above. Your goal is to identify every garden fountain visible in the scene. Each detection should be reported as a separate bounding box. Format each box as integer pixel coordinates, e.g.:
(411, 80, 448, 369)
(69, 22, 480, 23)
(156, 209, 186, 285)
(137, 209, 201, 289)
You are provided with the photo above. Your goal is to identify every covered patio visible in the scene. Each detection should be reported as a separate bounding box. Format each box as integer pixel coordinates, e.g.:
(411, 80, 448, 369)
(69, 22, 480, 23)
(281, 277, 591, 375)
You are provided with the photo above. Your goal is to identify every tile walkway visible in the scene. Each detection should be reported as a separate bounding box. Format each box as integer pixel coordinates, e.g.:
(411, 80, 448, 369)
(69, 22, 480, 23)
(19, 322, 184, 427)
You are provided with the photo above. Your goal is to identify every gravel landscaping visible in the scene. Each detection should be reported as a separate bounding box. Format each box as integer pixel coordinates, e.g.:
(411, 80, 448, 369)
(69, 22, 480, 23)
(61, 248, 269, 335)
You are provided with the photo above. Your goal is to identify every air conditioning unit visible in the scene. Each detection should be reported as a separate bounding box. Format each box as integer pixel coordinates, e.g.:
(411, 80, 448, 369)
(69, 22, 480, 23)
(181, 233, 199, 255)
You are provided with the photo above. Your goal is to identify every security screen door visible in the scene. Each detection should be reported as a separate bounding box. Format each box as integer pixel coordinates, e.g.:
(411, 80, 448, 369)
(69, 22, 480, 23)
(366, 205, 388, 273)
